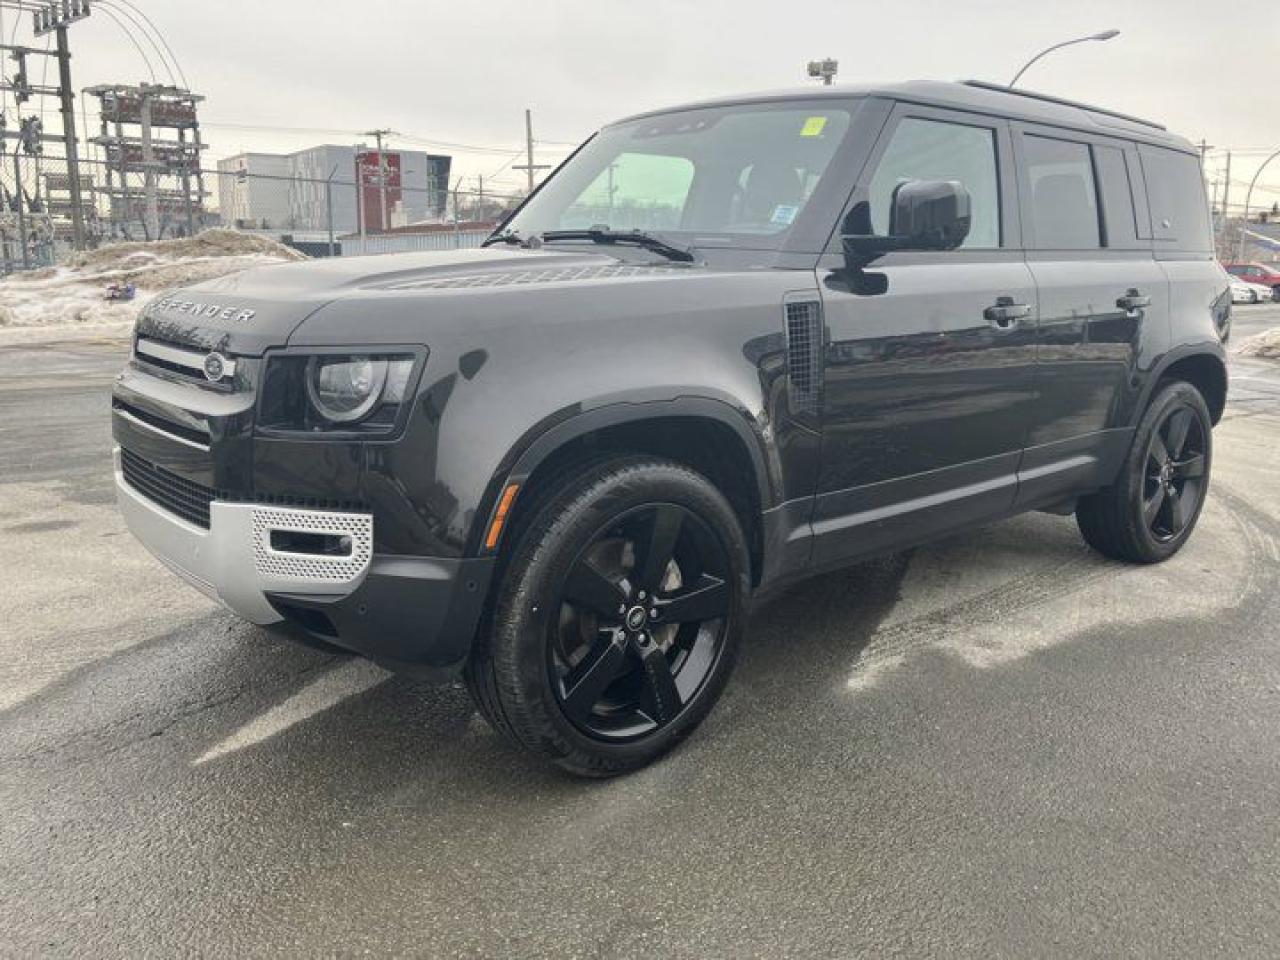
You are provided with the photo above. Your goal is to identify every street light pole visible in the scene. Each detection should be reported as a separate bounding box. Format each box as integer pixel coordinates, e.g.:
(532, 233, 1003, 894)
(1236, 148, 1280, 262)
(1010, 29, 1120, 87)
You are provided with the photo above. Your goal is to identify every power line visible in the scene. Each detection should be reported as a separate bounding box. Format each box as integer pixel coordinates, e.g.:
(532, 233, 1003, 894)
(482, 151, 523, 180)
(101, 0, 188, 89)
(91, 3, 157, 83)
(203, 120, 362, 136)
(1207, 147, 1280, 157)
(96, 0, 175, 87)
(201, 119, 573, 164)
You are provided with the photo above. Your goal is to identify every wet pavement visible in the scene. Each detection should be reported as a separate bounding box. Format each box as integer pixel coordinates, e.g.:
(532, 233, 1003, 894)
(3, 309, 1280, 957)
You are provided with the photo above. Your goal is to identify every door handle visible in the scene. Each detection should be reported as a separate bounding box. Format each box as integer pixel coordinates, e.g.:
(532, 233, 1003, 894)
(1117, 289, 1151, 312)
(984, 297, 1031, 330)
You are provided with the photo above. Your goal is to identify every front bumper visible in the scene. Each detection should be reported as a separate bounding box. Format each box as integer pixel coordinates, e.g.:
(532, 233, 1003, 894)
(114, 448, 494, 677)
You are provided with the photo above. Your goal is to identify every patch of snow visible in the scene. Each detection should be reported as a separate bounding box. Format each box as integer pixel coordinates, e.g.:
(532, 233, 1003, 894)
(0, 229, 304, 330)
(1236, 328, 1280, 360)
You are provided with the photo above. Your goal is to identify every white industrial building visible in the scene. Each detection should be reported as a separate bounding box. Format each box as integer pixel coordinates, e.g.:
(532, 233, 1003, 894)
(216, 153, 292, 229)
(216, 145, 451, 234)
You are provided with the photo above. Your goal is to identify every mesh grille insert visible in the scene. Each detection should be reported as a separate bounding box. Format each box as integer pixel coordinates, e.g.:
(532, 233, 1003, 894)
(120, 448, 214, 529)
(784, 300, 823, 416)
(252, 506, 373, 584)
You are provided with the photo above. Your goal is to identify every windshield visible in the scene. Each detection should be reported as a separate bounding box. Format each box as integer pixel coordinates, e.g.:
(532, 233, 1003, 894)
(503, 102, 853, 248)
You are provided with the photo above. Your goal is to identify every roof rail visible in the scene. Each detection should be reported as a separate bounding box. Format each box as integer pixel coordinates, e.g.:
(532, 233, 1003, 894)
(962, 80, 1166, 131)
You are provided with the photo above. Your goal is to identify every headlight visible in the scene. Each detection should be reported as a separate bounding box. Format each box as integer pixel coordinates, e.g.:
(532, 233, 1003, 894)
(305, 354, 417, 425)
(306, 356, 389, 423)
(258, 350, 422, 435)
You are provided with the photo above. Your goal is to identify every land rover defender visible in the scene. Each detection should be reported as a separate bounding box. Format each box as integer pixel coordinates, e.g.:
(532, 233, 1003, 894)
(112, 81, 1228, 775)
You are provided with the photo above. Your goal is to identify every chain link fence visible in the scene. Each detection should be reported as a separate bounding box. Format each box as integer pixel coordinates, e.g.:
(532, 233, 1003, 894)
(1, 154, 523, 274)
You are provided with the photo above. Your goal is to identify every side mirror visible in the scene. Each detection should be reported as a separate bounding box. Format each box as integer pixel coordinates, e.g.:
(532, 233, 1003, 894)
(891, 179, 971, 250)
(842, 179, 972, 263)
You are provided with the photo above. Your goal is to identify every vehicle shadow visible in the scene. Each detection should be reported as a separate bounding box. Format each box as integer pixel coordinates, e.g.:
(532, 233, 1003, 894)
(2, 551, 914, 797)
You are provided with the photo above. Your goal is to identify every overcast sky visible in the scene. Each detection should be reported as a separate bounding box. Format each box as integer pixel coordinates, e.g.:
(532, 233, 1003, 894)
(4, 0, 1278, 205)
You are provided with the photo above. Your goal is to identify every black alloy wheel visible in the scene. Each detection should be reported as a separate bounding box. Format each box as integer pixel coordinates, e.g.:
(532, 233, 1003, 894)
(465, 455, 750, 777)
(551, 503, 731, 740)
(1142, 405, 1208, 543)
(1076, 380, 1213, 564)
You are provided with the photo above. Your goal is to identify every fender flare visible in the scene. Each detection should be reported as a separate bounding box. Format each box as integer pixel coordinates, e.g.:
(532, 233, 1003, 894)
(468, 394, 778, 556)
(1132, 342, 1228, 426)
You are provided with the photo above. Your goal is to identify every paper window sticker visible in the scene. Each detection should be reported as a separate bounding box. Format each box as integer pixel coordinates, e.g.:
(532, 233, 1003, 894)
(800, 116, 828, 137)
(771, 204, 799, 226)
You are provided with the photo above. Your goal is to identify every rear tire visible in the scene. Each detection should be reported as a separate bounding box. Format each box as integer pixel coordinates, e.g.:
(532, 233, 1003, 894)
(465, 455, 751, 777)
(1076, 381, 1212, 564)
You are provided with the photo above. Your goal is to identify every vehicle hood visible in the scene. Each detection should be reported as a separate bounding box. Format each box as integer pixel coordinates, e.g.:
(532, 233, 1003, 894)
(135, 247, 685, 356)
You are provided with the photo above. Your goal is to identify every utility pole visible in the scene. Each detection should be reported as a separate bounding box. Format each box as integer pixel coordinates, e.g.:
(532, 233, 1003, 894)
(32, 0, 91, 251)
(1221, 151, 1232, 224)
(363, 128, 394, 233)
(1197, 140, 1214, 243)
(475, 175, 483, 221)
(53, 26, 84, 249)
(513, 109, 549, 195)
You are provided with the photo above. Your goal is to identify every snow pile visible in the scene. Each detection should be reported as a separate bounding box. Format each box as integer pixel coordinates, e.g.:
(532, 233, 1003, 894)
(1236, 328, 1280, 360)
(0, 229, 305, 328)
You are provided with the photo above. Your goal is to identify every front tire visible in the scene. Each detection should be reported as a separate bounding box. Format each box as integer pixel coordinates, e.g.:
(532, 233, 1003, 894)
(1076, 381, 1213, 564)
(465, 456, 751, 777)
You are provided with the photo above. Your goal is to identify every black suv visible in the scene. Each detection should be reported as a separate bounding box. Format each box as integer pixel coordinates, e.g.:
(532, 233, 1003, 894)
(112, 81, 1228, 775)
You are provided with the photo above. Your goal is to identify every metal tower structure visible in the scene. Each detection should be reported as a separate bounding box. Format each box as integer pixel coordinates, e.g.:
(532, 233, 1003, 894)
(85, 82, 206, 240)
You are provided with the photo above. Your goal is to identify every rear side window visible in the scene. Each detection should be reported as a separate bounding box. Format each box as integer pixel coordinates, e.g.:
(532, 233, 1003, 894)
(866, 117, 1001, 248)
(1023, 135, 1101, 249)
(1093, 144, 1141, 248)
(1139, 146, 1213, 252)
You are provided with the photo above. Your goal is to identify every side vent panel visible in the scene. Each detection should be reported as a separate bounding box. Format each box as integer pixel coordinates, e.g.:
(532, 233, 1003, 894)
(784, 299, 823, 417)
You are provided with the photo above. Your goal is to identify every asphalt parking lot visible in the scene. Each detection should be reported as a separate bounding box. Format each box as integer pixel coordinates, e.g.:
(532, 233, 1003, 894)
(3, 307, 1280, 958)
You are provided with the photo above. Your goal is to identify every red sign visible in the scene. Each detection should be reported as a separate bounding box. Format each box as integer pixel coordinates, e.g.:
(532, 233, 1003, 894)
(356, 151, 403, 233)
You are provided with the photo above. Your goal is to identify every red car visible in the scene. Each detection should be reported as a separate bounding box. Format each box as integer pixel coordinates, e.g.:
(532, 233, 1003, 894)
(1224, 262, 1280, 301)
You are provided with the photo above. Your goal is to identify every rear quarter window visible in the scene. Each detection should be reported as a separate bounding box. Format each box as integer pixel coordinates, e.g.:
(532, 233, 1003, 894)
(1093, 144, 1142, 249)
(1139, 146, 1213, 253)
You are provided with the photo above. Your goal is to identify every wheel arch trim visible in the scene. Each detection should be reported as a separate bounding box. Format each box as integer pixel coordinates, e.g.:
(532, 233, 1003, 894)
(1137, 343, 1228, 426)
(469, 394, 778, 557)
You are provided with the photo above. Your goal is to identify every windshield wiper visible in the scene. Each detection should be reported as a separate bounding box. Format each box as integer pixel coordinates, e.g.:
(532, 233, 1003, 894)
(538, 228, 696, 263)
(482, 228, 528, 248)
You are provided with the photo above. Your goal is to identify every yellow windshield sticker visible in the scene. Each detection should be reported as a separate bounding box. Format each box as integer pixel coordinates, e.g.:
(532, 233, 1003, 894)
(800, 116, 828, 137)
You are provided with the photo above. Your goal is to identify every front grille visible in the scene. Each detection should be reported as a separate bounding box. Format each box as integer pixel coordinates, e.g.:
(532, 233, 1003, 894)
(133, 335, 236, 390)
(120, 448, 215, 529)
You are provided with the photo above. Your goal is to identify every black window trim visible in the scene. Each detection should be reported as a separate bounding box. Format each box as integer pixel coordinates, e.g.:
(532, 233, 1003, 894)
(1011, 120, 1158, 256)
(1014, 127, 1104, 252)
(826, 101, 1020, 259)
